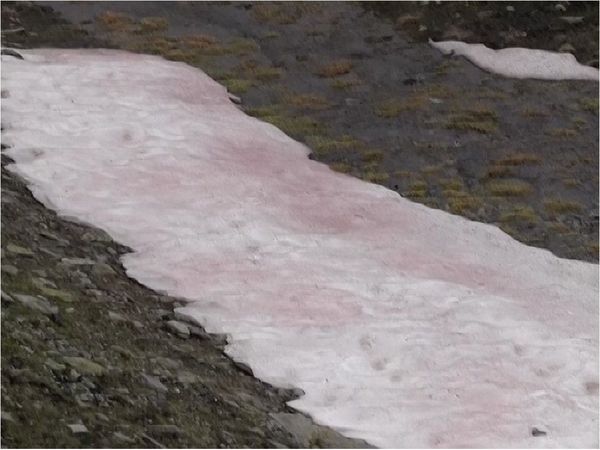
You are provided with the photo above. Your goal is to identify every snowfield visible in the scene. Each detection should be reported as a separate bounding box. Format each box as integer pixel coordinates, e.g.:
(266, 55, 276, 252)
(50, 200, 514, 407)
(2, 49, 598, 448)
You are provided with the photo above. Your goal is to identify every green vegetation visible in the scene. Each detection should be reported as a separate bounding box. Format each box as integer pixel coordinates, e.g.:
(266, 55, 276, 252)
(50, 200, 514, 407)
(495, 153, 541, 166)
(544, 199, 583, 215)
(317, 60, 352, 78)
(486, 179, 533, 196)
(96, 10, 134, 31)
(138, 17, 169, 33)
(546, 128, 578, 138)
(330, 77, 361, 90)
(499, 206, 539, 225)
(361, 150, 384, 164)
(283, 93, 331, 110)
(361, 171, 389, 184)
(445, 108, 498, 134)
(221, 78, 255, 94)
(374, 95, 427, 118)
(405, 180, 428, 199)
(330, 162, 352, 174)
(579, 97, 599, 115)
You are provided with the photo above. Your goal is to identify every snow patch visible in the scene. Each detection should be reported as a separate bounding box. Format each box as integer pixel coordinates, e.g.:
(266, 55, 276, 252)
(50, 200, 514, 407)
(430, 39, 599, 81)
(2, 49, 598, 448)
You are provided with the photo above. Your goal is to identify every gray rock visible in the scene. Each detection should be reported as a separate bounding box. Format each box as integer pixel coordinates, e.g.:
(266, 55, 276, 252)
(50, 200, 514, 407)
(81, 229, 112, 243)
(63, 357, 106, 376)
(13, 294, 58, 316)
(152, 357, 182, 370)
(555, 3, 566, 11)
(67, 423, 89, 434)
(1, 411, 16, 424)
(61, 257, 95, 266)
(558, 43, 576, 53)
(560, 16, 584, 24)
(44, 358, 66, 372)
(148, 424, 183, 437)
(113, 431, 135, 444)
(1, 264, 18, 276)
(1, 290, 14, 304)
(505, 5, 515, 12)
(6, 243, 33, 256)
(108, 311, 128, 322)
(92, 263, 116, 276)
(141, 373, 168, 392)
(39, 287, 74, 303)
(111, 345, 136, 359)
(176, 371, 198, 385)
(165, 320, 190, 338)
(228, 92, 242, 105)
(1, 49, 24, 59)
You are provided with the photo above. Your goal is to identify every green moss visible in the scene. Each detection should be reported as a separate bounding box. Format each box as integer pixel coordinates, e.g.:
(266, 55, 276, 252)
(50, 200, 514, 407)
(138, 17, 169, 33)
(330, 77, 361, 90)
(579, 97, 599, 115)
(226, 38, 259, 55)
(374, 95, 427, 118)
(546, 128, 578, 138)
(405, 181, 428, 199)
(499, 206, 540, 225)
(361, 150, 384, 164)
(262, 115, 326, 137)
(310, 135, 362, 155)
(317, 60, 352, 78)
(362, 171, 389, 184)
(495, 153, 541, 166)
(486, 179, 533, 196)
(221, 78, 255, 94)
(445, 108, 498, 134)
(283, 93, 331, 110)
(544, 199, 583, 215)
(330, 162, 353, 174)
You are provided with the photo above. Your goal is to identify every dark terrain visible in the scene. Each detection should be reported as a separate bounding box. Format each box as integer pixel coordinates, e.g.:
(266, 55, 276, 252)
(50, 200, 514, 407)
(1, 1, 599, 448)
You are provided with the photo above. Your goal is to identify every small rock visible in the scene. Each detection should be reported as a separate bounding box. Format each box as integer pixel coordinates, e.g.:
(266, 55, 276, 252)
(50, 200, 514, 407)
(81, 229, 112, 243)
(108, 311, 128, 322)
(560, 16, 584, 24)
(96, 413, 110, 422)
(558, 43, 576, 53)
(232, 360, 254, 376)
(92, 262, 116, 276)
(39, 287, 74, 303)
(152, 357, 181, 370)
(177, 371, 198, 385)
(111, 345, 136, 359)
(13, 294, 58, 316)
(1, 49, 24, 59)
(418, 24, 428, 32)
(44, 358, 66, 372)
(476, 10, 494, 20)
(148, 424, 183, 438)
(531, 427, 547, 437)
(67, 423, 89, 434)
(113, 431, 135, 444)
(165, 320, 190, 338)
(1, 264, 18, 276)
(141, 373, 168, 392)
(61, 257, 95, 266)
(6, 243, 33, 256)
(1, 290, 14, 304)
(63, 356, 106, 376)
(228, 92, 242, 105)
(506, 5, 515, 12)
(555, 3, 566, 11)
(1, 411, 16, 424)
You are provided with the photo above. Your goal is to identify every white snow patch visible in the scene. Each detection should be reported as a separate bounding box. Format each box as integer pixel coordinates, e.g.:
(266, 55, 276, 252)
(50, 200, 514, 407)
(430, 39, 599, 81)
(2, 49, 598, 448)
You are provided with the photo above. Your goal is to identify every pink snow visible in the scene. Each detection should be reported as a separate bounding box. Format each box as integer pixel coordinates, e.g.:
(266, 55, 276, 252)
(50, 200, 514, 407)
(2, 49, 598, 448)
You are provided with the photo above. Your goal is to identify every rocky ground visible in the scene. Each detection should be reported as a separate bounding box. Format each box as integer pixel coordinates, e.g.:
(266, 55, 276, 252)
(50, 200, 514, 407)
(1, 1, 598, 448)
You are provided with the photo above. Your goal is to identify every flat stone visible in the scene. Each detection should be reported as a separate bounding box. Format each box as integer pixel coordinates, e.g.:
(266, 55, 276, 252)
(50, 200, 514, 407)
(1, 290, 14, 304)
(152, 357, 182, 370)
(6, 243, 33, 256)
(61, 257, 95, 266)
(560, 16, 584, 24)
(148, 424, 183, 437)
(92, 262, 116, 276)
(113, 431, 135, 444)
(67, 423, 89, 434)
(44, 358, 66, 372)
(108, 311, 128, 322)
(13, 294, 58, 316)
(141, 373, 168, 392)
(165, 320, 190, 338)
(39, 287, 74, 303)
(111, 345, 136, 359)
(81, 229, 113, 243)
(1, 265, 18, 276)
(63, 356, 106, 376)
(176, 371, 198, 385)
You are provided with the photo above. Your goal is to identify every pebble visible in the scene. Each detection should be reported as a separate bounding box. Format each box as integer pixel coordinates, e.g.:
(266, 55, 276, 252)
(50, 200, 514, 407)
(505, 5, 515, 12)
(165, 320, 190, 338)
(141, 373, 168, 392)
(531, 427, 547, 437)
(67, 423, 89, 434)
(13, 294, 58, 316)
(6, 243, 33, 256)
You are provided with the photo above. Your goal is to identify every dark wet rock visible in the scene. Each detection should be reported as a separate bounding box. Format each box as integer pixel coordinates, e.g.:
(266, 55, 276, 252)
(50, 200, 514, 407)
(1, 48, 23, 59)
(531, 427, 547, 437)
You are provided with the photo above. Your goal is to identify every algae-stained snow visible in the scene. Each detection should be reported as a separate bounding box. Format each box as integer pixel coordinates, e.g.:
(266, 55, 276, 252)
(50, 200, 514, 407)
(430, 39, 600, 81)
(2, 49, 598, 448)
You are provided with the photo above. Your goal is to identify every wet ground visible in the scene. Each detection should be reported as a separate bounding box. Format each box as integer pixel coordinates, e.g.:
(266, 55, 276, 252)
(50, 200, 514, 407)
(9, 0, 596, 262)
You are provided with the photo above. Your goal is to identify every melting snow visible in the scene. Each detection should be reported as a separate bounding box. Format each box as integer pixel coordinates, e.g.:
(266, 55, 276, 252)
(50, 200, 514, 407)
(2, 49, 598, 448)
(430, 39, 600, 81)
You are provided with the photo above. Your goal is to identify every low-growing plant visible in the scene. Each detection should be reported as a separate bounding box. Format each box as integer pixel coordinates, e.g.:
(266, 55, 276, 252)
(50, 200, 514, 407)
(445, 108, 498, 134)
(317, 60, 352, 78)
(544, 199, 583, 215)
(138, 17, 169, 33)
(486, 179, 532, 196)
(374, 95, 427, 118)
